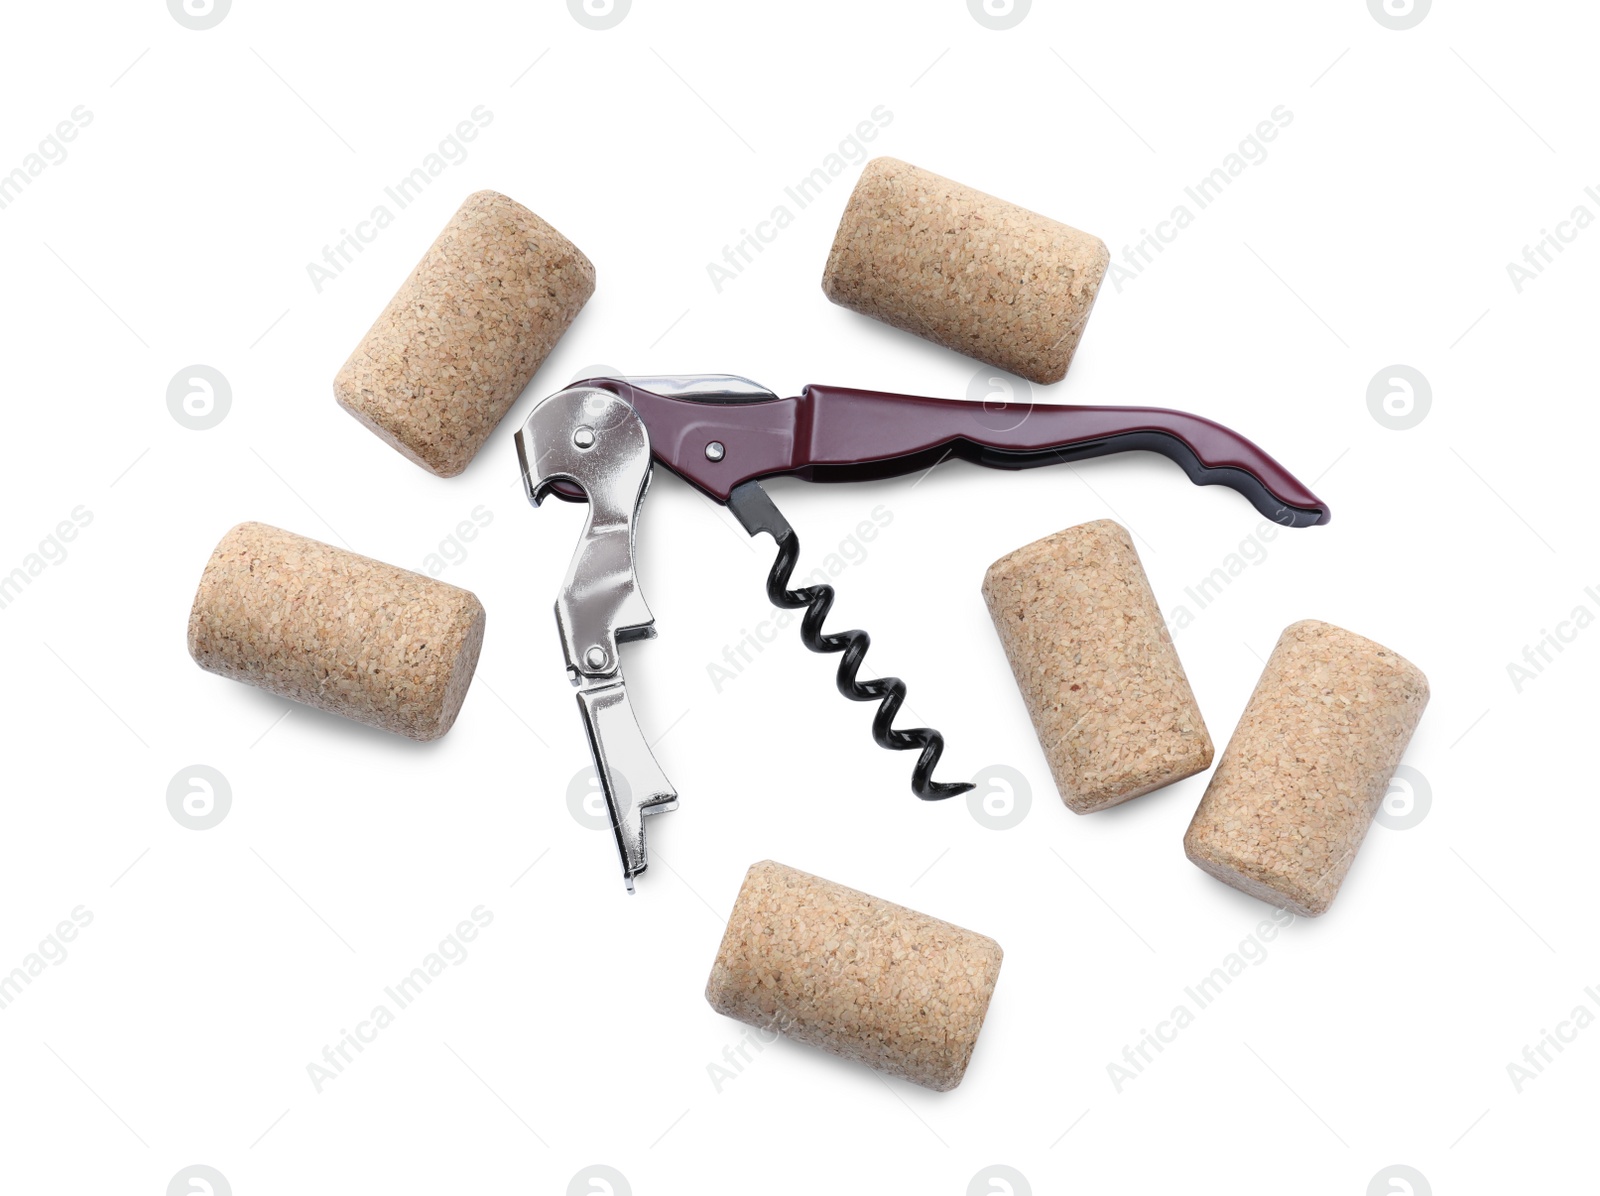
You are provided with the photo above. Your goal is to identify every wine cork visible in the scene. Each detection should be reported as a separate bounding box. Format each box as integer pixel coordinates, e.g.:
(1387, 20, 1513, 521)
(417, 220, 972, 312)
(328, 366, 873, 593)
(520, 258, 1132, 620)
(334, 189, 595, 477)
(822, 157, 1109, 385)
(186, 522, 486, 741)
(981, 519, 1213, 813)
(705, 860, 1003, 1092)
(1184, 620, 1429, 916)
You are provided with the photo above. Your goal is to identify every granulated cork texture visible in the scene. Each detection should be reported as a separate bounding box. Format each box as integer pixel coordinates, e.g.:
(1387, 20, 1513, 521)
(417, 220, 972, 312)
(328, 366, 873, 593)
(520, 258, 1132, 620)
(334, 189, 595, 477)
(705, 860, 1003, 1092)
(821, 157, 1109, 385)
(981, 519, 1213, 813)
(1183, 620, 1429, 917)
(186, 522, 486, 741)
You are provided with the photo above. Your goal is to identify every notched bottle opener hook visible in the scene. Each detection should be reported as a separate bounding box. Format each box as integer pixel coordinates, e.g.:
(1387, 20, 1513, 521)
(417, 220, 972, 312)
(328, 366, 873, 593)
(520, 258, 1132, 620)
(515, 386, 677, 892)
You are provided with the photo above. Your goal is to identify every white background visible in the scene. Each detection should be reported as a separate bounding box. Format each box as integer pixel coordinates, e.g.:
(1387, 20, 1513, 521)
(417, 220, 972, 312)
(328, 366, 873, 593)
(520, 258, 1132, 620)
(0, 1, 1591, 1192)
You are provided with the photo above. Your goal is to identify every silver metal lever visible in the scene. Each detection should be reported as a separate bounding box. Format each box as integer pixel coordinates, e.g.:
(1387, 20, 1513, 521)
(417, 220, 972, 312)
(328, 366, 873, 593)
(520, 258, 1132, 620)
(515, 385, 678, 892)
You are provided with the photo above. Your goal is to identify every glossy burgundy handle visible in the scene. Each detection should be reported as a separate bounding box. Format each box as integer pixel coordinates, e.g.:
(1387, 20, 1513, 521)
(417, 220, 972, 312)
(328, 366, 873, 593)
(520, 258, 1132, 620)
(553, 381, 1329, 527)
(788, 385, 1329, 526)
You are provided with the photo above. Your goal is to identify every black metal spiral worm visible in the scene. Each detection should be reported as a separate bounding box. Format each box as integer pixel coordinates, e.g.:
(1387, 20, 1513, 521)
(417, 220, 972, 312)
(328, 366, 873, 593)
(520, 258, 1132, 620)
(758, 520, 972, 801)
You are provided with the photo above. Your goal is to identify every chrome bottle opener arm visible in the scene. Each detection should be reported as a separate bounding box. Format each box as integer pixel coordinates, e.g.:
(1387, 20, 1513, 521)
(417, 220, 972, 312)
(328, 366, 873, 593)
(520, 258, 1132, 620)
(515, 385, 677, 892)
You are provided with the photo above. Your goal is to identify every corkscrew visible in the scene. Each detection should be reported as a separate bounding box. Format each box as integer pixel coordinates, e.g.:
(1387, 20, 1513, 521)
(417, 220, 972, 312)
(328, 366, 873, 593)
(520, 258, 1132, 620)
(516, 374, 1329, 890)
(723, 479, 968, 802)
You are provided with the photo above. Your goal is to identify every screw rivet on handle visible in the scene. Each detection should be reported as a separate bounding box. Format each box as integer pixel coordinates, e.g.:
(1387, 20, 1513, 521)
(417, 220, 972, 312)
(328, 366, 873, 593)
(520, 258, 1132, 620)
(705, 440, 725, 461)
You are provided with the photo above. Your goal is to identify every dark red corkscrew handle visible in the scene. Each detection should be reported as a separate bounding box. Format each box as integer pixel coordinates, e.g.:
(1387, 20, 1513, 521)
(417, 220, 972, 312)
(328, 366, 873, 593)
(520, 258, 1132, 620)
(555, 380, 1330, 527)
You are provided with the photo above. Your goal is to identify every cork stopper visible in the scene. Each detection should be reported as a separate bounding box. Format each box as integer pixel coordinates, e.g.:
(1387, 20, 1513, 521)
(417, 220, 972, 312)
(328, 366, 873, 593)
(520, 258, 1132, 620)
(186, 522, 486, 741)
(1183, 620, 1430, 916)
(334, 190, 595, 477)
(705, 860, 1003, 1092)
(822, 157, 1109, 385)
(981, 519, 1213, 813)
